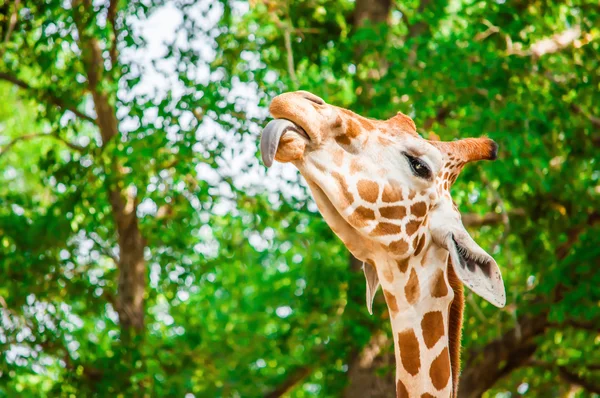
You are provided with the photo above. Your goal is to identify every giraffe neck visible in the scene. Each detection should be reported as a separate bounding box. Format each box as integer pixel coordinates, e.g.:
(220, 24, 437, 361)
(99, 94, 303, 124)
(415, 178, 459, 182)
(374, 245, 455, 398)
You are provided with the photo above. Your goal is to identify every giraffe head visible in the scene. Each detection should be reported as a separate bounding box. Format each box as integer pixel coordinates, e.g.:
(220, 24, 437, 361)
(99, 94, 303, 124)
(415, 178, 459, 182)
(261, 90, 505, 310)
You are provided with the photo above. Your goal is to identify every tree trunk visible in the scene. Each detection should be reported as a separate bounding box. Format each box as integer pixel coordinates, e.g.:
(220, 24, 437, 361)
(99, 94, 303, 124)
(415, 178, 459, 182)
(73, 0, 146, 334)
(354, 0, 391, 27)
(352, 0, 392, 109)
(457, 313, 548, 398)
(343, 330, 396, 398)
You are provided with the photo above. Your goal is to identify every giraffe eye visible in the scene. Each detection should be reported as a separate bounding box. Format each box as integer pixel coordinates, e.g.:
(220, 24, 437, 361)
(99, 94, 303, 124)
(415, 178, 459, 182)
(405, 154, 432, 180)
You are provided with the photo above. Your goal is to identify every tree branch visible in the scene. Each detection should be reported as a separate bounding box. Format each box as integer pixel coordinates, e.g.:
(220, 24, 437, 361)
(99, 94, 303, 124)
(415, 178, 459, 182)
(88, 233, 120, 264)
(344, 330, 395, 397)
(529, 360, 600, 394)
(0, 72, 96, 123)
(269, 10, 298, 85)
(0, 0, 20, 59)
(405, 0, 432, 39)
(458, 210, 599, 397)
(458, 313, 548, 398)
(570, 104, 600, 130)
(548, 320, 599, 332)
(422, 106, 451, 131)
(107, 0, 119, 68)
(461, 209, 526, 227)
(556, 211, 600, 260)
(474, 19, 499, 42)
(558, 367, 600, 394)
(506, 27, 594, 58)
(282, 27, 298, 85)
(0, 132, 85, 158)
(264, 365, 314, 398)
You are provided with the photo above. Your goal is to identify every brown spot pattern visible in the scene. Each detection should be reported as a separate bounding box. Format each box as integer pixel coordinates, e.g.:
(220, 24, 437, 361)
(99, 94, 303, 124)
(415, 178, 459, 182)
(333, 115, 343, 128)
(331, 171, 354, 207)
(348, 206, 375, 227)
(378, 135, 393, 145)
(335, 135, 351, 146)
(357, 180, 379, 203)
(349, 159, 363, 175)
(347, 119, 361, 138)
(405, 220, 421, 236)
(389, 240, 409, 255)
(382, 183, 403, 202)
(397, 380, 409, 398)
(383, 289, 399, 315)
(405, 268, 420, 304)
(414, 234, 426, 256)
(430, 347, 451, 390)
(397, 329, 421, 376)
(411, 202, 427, 218)
(333, 149, 344, 167)
(383, 266, 394, 283)
(359, 118, 375, 131)
(380, 205, 407, 219)
(396, 258, 409, 273)
(371, 222, 402, 236)
(431, 270, 449, 298)
(408, 190, 416, 200)
(421, 311, 445, 349)
(421, 394, 436, 398)
(313, 161, 327, 173)
(420, 247, 430, 266)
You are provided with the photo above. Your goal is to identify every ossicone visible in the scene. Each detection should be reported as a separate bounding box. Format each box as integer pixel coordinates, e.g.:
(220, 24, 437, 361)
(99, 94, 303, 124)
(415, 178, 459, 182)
(430, 137, 498, 164)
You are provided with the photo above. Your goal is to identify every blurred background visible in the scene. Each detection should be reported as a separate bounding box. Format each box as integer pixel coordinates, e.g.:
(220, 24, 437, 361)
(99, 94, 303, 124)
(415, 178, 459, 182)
(0, 0, 599, 397)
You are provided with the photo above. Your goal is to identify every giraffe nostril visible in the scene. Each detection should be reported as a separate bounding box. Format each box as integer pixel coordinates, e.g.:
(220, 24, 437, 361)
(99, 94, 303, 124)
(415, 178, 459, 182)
(301, 93, 325, 106)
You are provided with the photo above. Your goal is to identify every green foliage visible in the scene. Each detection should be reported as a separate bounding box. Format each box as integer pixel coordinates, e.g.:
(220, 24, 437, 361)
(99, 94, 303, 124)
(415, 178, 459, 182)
(0, 0, 599, 397)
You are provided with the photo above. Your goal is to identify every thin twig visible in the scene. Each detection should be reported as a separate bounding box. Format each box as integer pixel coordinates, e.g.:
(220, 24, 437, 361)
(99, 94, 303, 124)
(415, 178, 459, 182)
(528, 360, 600, 394)
(0, 132, 85, 158)
(0, 72, 96, 123)
(480, 173, 510, 253)
(88, 233, 120, 264)
(474, 19, 499, 42)
(283, 25, 297, 84)
(570, 104, 600, 129)
(270, 11, 297, 85)
(467, 293, 487, 324)
(462, 209, 526, 227)
(0, 0, 20, 59)
(548, 320, 599, 332)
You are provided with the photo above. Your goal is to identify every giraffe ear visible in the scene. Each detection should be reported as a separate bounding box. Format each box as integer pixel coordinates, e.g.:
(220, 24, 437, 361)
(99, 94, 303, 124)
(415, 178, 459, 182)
(363, 262, 380, 315)
(445, 233, 506, 308)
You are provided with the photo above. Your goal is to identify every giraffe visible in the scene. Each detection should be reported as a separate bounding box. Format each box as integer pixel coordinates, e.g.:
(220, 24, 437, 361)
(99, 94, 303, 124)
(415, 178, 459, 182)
(260, 90, 506, 397)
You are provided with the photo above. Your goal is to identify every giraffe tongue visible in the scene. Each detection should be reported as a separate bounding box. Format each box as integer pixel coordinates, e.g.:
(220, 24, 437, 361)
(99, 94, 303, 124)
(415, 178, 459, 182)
(260, 119, 308, 168)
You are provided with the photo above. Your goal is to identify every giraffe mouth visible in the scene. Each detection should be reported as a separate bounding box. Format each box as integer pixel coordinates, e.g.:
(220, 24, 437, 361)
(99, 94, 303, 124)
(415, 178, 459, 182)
(446, 233, 506, 308)
(260, 119, 310, 167)
(452, 236, 493, 276)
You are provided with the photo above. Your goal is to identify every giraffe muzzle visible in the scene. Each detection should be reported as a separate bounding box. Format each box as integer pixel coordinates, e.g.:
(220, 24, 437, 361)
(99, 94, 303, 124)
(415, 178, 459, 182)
(429, 201, 506, 308)
(260, 119, 309, 167)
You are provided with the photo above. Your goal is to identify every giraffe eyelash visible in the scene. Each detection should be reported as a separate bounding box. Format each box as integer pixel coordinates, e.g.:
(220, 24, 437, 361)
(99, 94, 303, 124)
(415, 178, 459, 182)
(404, 153, 432, 180)
(453, 237, 491, 267)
